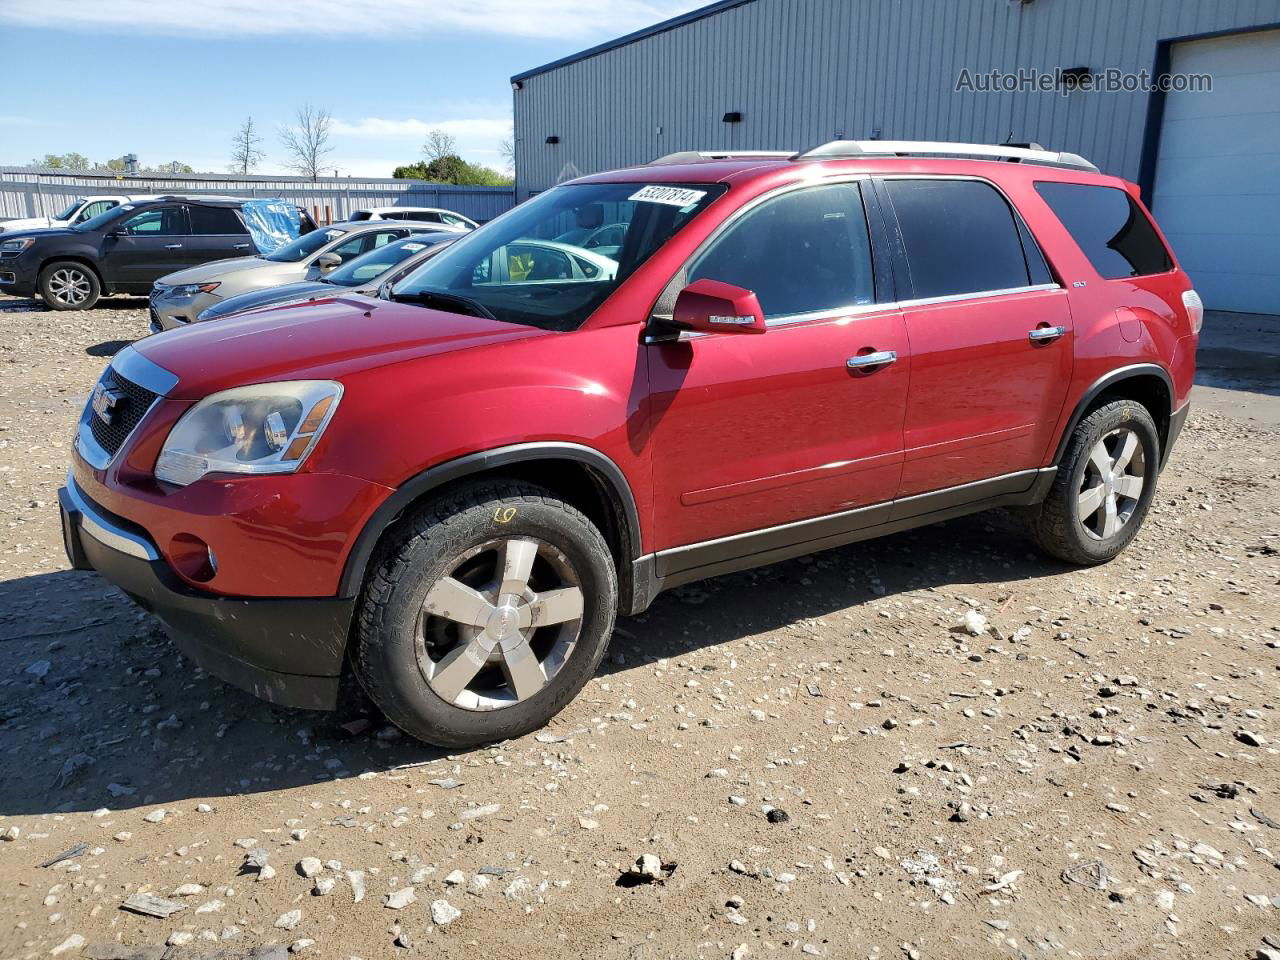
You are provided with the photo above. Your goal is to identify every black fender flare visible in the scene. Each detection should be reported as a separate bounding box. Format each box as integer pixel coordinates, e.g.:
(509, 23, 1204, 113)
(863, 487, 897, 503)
(1051, 362, 1174, 465)
(338, 441, 642, 599)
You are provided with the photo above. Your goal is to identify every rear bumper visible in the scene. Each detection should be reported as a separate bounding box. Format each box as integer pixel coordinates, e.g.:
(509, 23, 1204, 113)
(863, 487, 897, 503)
(59, 477, 353, 710)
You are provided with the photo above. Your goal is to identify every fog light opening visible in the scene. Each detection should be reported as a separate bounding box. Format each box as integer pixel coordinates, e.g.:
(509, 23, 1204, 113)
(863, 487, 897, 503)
(169, 533, 217, 583)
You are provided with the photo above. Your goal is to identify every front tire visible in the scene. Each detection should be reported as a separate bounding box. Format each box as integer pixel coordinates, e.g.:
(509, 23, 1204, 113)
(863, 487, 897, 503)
(1029, 399, 1160, 565)
(354, 480, 617, 747)
(39, 261, 101, 310)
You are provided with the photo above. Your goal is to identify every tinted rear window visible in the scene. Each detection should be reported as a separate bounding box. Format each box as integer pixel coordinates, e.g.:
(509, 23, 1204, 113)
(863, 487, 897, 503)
(1034, 182, 1172, 278)
(885, 179, 1034, 299)
(188, 205, 247, 235)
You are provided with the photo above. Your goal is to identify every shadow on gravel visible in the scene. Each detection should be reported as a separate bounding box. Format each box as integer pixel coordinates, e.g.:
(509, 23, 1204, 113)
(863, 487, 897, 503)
(85, 339, 134, 357)
(0, 508, 1067, 816)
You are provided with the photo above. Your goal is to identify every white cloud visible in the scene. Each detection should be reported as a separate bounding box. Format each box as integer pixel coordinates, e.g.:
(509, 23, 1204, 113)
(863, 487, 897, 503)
(0, 0, 705, 40)
(331, 116, 512, 140)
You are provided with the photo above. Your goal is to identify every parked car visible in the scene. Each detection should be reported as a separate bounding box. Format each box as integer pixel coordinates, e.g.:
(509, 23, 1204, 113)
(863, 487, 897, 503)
(188, 232, 459, 326)
(59, 141, 1199, 748)
(0, 197, 316, 310)
(149, 220, 451, 331)
(349, 206, 477, 229)
(0, 195, 159, 234)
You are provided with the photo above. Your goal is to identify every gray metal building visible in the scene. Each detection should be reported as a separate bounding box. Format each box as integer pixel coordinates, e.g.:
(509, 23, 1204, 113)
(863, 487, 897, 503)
(512, 0, 1280, 313)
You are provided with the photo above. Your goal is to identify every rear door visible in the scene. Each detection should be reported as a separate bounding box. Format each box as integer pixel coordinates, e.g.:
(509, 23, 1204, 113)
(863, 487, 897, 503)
(877, 177, 1072, 499)
(646, 180, 910, 561)
(185, 205, 255, 264)
(99, 204, 190, 292)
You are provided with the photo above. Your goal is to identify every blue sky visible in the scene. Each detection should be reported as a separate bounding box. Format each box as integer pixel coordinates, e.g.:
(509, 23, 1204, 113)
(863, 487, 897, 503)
(0, 0, 703, 177)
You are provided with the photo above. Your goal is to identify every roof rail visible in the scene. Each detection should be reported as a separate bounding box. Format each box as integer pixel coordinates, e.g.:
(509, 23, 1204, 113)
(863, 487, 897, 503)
(797, 140, 1098, 172)
(647, 150, 795, 166)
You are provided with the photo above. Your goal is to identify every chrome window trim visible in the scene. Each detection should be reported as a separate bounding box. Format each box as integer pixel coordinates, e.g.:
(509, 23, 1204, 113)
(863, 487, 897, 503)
(896, 282, 1062, 309)
(63, 471, 160, 561)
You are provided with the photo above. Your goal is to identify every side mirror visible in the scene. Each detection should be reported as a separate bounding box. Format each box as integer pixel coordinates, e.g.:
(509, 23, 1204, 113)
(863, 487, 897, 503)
(670, 277, 766, 336)
(316, 252, 342, 272)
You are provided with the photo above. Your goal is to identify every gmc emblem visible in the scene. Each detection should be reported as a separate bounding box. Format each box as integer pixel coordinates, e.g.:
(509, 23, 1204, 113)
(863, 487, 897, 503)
(91, 382, 124, 426)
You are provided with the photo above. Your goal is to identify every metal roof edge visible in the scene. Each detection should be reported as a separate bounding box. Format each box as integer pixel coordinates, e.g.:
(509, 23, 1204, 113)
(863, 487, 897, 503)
(510, 0, 757, 83)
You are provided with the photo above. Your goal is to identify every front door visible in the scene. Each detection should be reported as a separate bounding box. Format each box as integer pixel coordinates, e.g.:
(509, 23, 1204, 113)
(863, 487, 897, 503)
(100, 204, 191, 292)
(878, 177, 1073, 498)
(645, 181, 910, 568)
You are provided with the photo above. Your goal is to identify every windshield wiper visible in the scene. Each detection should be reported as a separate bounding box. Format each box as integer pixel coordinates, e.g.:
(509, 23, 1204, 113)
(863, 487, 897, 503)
(389, 289, 496, 320)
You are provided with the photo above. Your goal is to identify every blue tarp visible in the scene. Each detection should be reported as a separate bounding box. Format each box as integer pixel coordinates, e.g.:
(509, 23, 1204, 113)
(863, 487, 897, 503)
(240, 199, 302, 254)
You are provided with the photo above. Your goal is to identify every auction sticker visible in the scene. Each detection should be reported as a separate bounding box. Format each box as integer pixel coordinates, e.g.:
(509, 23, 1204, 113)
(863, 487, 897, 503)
(629, 185, 707, 208)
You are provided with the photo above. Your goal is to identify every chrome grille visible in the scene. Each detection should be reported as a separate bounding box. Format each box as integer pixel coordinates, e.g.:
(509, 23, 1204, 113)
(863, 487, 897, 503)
(87, 369, 158, 458)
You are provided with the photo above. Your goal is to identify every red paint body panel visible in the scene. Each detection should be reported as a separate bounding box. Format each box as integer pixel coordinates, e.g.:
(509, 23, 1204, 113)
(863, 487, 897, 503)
(77, 153, 1196, 603)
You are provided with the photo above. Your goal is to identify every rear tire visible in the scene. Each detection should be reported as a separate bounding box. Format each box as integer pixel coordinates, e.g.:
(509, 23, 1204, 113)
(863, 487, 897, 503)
(39, 261, 101, 310)
(1029, 399, 1160, 565)
(354, 479, 617, 748)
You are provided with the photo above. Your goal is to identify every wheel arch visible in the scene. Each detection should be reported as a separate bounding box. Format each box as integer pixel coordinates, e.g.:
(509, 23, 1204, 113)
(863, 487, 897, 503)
(339, 442, 644, 607)
(1052, 363, 1175, 469)
(38, 255, 106, 290)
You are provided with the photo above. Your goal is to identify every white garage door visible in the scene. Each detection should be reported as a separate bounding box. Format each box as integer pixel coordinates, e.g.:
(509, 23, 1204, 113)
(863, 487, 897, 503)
(1151, 28, 1280, 314)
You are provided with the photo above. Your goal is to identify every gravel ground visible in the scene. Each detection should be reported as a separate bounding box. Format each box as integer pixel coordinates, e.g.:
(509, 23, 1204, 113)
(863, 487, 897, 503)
(0, 294, 1277, 960)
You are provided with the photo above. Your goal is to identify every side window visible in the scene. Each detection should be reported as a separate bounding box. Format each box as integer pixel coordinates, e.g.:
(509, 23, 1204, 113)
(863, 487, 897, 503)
(885, 179, 1032, 299)
(441, 214, 466, 227)
(119, 206, 184, 236)
(507, 243, 572, 281)
(1034, 182, 1172, 278)
(372, 230, 403, 248)
(188, 205, 247, 235)
(76, 200, 117, 223)
(688, 183, 875, 320)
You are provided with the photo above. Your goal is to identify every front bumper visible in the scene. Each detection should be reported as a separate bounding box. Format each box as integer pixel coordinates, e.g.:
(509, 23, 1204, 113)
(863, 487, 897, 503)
(59, 476, 354, 710)
(0, 251, 38, 296)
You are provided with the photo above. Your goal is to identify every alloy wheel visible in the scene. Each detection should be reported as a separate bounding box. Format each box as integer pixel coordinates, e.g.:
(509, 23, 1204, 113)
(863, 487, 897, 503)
(1077, 427, 1146, 540)
(48, 267, 92, 307)
(415, 537, 585, 711)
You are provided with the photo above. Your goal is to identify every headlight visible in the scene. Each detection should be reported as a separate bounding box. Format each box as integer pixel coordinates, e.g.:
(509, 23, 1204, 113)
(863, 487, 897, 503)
(166, 281, 221, 298)
(0, 237, 34, 253)
(154, 380, 342, 487)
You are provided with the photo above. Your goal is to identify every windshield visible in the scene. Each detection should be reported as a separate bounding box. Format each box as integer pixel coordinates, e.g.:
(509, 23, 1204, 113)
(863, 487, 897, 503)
(391, 182, 725, 331)
(265, 226, 348, 262)
(54, 199, 85, 221)
(325, 235, 446, 287)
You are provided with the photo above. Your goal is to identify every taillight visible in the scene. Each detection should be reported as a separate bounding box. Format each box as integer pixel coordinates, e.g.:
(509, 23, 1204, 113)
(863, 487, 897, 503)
(1181, 289, 1203, 335)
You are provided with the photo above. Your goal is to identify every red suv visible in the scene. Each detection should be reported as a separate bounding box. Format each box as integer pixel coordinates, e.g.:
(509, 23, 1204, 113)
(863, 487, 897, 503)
(59, 141, 1199, 747)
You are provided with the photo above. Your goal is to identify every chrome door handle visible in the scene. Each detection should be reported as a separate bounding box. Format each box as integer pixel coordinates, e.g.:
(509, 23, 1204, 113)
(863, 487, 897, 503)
(1028, 325, 1067, 342)
(233, 242, 252, 250)
(847, 350, 897, 370)
(163, 243, 183, 249)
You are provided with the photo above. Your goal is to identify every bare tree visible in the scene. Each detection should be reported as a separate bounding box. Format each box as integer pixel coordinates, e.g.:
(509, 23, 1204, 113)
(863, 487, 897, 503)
(499, 136, 515, 170)
(230, 116, 266, 175)
(280, 105, 334, 180)
(422, 129, 457, 162)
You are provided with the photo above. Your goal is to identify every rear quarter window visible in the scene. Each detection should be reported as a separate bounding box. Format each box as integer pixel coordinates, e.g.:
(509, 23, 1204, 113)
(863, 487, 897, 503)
(1034, 182, 1172, 278)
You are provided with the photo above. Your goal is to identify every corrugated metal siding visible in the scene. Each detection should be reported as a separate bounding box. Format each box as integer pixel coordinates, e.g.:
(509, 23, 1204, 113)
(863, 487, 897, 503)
(0, 170, 515, 223)
(514, 0, 1280, 198)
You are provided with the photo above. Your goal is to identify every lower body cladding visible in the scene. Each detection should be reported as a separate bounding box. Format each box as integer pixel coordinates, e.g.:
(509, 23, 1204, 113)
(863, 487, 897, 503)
(59, 477, 353, 709)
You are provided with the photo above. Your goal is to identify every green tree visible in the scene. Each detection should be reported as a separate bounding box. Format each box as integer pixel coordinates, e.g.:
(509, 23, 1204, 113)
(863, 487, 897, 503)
(31, 152, 89, 169)
(392, 154, 512, 186)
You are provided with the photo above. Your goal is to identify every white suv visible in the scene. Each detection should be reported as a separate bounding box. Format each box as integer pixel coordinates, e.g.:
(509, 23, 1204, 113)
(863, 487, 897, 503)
(348, 206, 476, 230)
(0, 195, 159, 233)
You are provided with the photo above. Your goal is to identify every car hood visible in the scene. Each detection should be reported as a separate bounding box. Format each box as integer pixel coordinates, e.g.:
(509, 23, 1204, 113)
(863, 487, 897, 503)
(0, 216, 55, 232)
(3, 226, 78, 242)
(199, 280, 343, 321)
(158, 256, 272, 285)
(133, 295, 551, 399)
